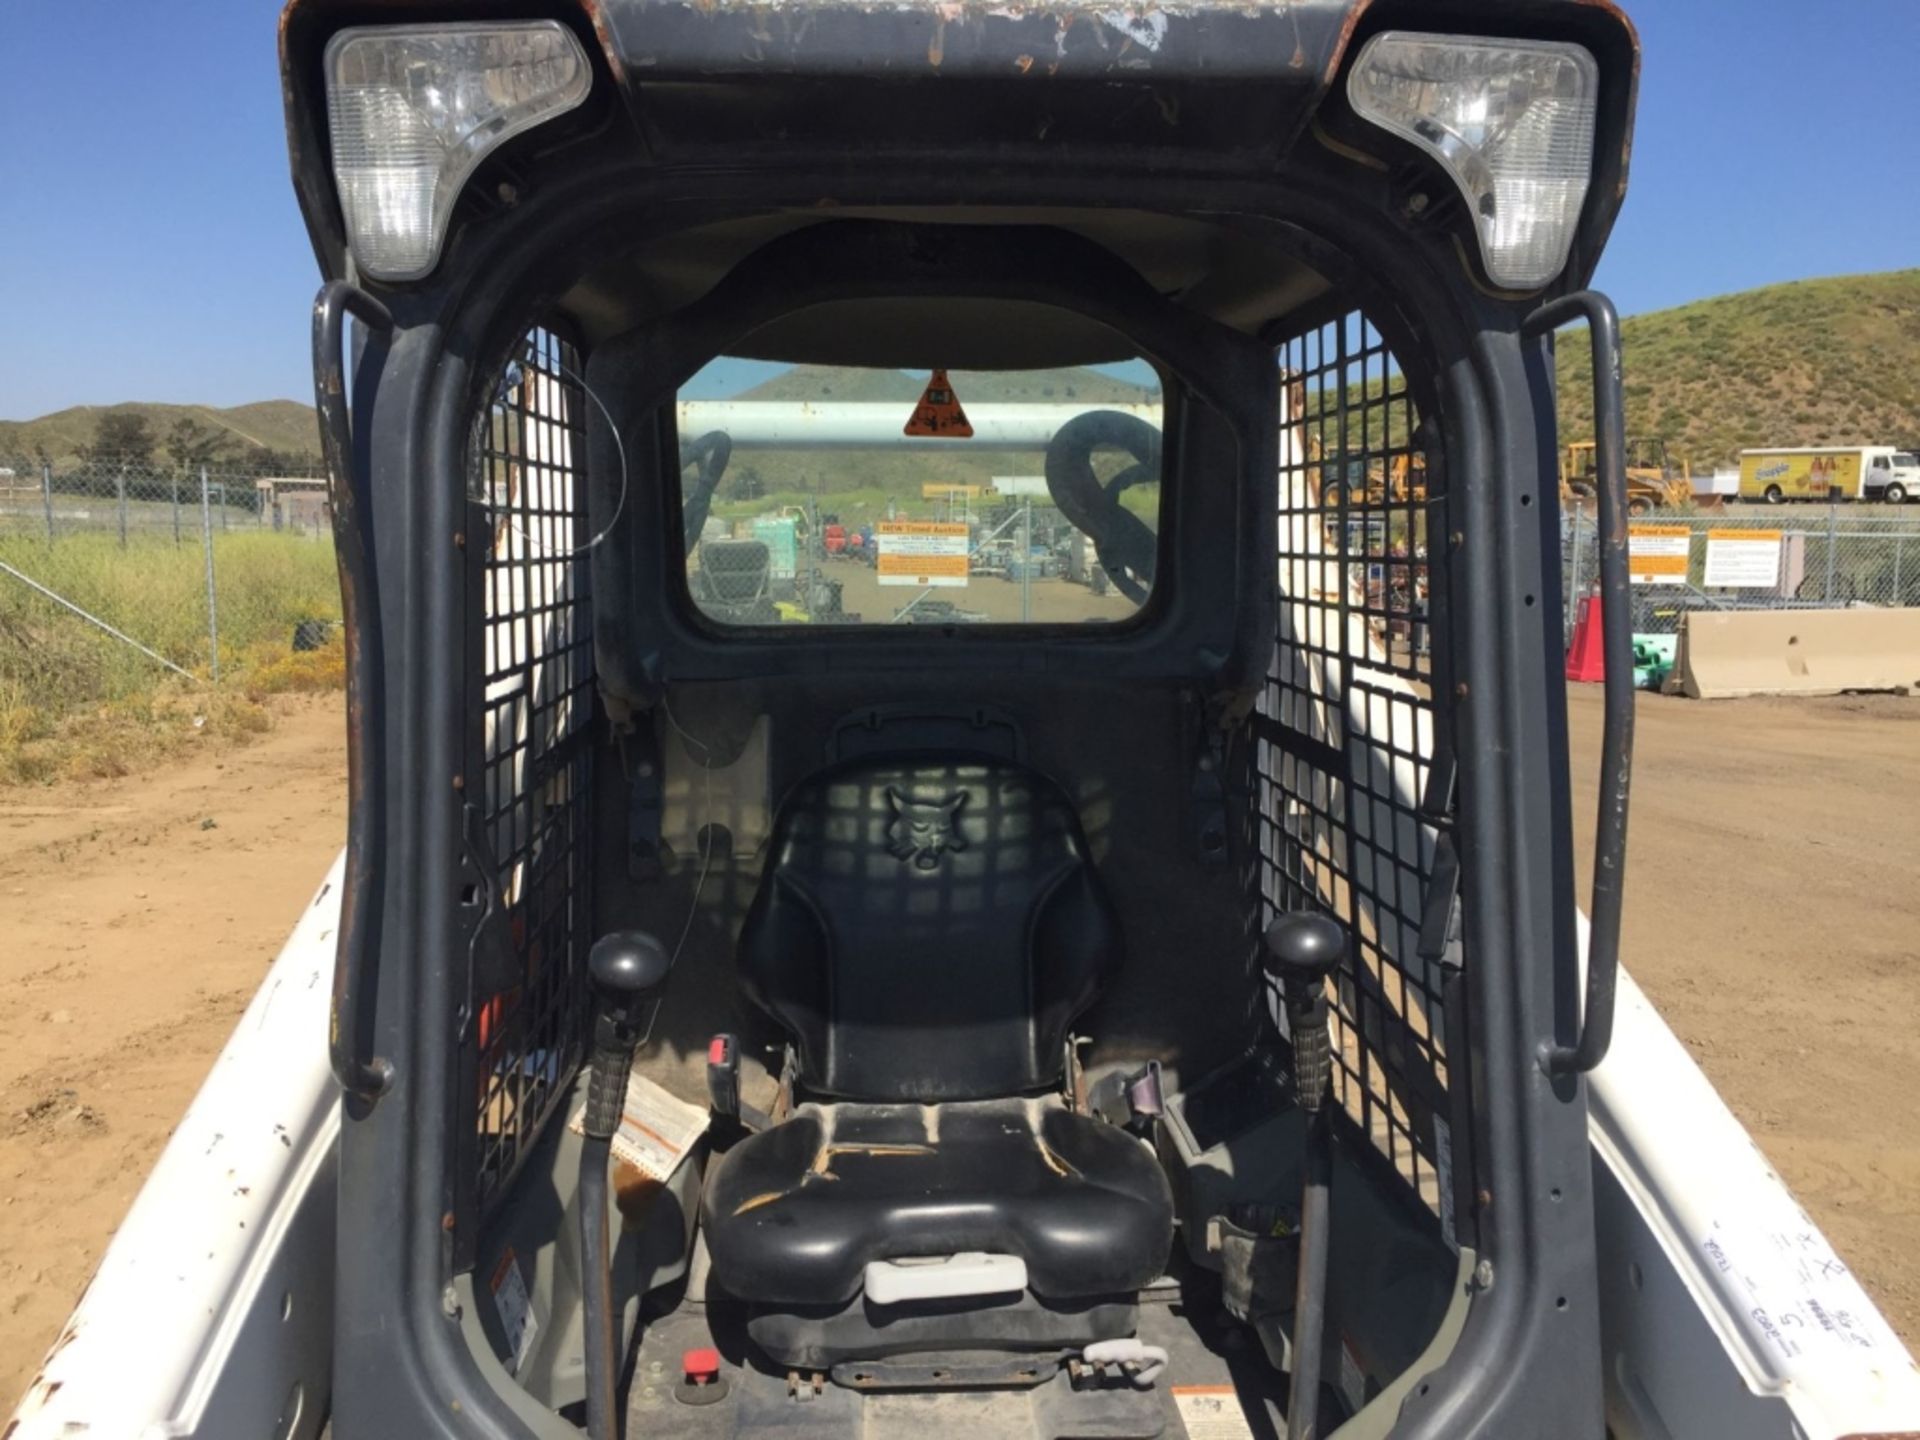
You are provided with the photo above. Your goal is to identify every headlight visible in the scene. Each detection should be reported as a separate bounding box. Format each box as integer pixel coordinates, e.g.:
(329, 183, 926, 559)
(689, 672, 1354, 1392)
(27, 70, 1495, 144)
(325, 22, 591, 283)
(1348, 32, 1599, 290)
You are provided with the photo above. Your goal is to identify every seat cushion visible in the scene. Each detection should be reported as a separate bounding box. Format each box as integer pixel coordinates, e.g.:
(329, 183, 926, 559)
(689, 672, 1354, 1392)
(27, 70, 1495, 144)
(737, 757, 1120, 1103)
(702, 1098, 1174, 1307)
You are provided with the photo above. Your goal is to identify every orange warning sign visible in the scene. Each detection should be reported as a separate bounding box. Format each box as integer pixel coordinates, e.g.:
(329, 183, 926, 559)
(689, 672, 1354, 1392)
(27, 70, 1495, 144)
(904, 369, 974, 438)
(876, 521, 970, 587)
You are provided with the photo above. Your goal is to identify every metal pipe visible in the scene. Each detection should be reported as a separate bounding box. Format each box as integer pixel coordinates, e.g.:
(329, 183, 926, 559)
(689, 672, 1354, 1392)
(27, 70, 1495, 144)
(1021, 500, 1033, 622)
(1565, 509, 1587, 648)
(579, 1140, 619, 1439)
(676, 399, 1158, 449)
(1824, 501, 1838, 603)
(0, 560, 198, 682)
(312, 278, 396, 1106)
(40, 460, 54, 543)
(1526, 290, 1634, 1075)
(1290, 1107, 1332, 1440)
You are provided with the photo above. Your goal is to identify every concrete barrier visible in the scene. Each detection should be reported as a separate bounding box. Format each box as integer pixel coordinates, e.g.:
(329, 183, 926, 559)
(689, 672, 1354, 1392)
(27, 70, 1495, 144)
(1669, 608, 1920, 699)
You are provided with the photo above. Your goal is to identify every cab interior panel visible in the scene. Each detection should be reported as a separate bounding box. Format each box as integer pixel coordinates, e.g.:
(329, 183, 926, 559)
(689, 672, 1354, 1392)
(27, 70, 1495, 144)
(439, 197, 1478, 1440)
(262, 3, 1645, 1435)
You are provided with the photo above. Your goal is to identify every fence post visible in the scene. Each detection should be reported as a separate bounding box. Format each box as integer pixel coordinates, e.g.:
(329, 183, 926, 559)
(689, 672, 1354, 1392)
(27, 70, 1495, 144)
(1566, 509, 1588, 647)
(116, 467, 128, 549)
(1823, 501, 1838, 603)
(41, 460, 54, 543)
(1895, 533, 1906, 605)
(172, 473, 182, 545)
(1020, 500, 1033, 623)
(200, 465, 219, 682)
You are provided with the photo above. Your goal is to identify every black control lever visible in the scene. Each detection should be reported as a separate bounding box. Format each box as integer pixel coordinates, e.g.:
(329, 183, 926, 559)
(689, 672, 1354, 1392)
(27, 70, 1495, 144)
(580, 932, 670, 1440)
(1265, 911, 1347, 1440)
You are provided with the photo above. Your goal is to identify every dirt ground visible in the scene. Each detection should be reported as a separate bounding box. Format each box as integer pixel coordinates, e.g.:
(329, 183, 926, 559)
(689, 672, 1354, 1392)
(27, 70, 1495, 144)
(1566, 685, 1920, 1344)
(0, 696, 346, 1408)
(0, 684, 1915, 1411)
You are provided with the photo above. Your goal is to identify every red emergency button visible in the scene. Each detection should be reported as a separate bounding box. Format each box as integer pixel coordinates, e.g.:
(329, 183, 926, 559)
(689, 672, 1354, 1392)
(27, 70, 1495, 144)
(683, 1346, 722, 1385)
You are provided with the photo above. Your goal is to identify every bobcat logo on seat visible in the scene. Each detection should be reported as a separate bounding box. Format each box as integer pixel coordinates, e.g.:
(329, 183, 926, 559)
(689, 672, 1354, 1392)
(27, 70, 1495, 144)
(885, 788, 969, 870)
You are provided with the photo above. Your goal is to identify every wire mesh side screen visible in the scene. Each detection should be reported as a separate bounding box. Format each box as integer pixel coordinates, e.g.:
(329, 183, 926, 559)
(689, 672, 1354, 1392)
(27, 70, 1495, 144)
(1255, 310, 1459, 1227)
(466, 326, 597, 1214)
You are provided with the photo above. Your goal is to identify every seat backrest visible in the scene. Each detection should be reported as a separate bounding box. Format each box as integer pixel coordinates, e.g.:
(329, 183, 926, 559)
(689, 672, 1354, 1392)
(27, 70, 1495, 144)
(738, 756, 1119, 1103)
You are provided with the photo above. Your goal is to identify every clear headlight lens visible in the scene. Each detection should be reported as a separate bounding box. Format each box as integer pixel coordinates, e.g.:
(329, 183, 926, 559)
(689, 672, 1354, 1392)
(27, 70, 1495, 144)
(325, 22, 591, 282)
(1349, 32, 1599, 290)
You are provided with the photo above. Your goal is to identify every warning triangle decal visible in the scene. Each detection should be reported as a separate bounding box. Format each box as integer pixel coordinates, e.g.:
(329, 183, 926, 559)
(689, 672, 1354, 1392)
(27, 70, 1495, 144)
(904, 369, 974, 438)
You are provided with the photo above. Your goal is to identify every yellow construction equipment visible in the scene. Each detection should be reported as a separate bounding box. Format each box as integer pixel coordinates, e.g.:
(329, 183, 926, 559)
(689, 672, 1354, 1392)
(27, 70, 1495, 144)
(1559, 437, 1693, 514)
(1319, 452, 1427, 508)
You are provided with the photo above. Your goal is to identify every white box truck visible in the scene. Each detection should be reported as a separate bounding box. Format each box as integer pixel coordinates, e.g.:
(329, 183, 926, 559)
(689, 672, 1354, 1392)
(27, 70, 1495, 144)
(1739, 445, 1920, 504)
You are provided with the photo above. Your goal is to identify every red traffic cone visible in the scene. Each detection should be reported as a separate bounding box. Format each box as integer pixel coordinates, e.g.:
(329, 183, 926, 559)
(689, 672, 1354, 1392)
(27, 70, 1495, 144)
(1565, 593, 1605, 683)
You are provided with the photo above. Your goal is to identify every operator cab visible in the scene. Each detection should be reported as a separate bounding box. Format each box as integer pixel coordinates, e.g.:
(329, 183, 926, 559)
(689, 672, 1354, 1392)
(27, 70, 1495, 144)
(286, 2, 1641, 1436)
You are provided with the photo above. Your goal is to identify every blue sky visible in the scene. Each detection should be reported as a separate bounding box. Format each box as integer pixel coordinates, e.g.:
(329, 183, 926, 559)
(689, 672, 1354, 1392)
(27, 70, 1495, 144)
(1, 1, 1915, 419)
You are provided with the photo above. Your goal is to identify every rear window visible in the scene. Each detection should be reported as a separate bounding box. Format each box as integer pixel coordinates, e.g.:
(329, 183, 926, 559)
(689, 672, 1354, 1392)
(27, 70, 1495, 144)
(674, 360, 1162, 627)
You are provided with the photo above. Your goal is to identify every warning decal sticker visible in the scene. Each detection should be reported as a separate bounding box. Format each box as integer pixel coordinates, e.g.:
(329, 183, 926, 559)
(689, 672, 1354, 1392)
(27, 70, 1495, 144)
(567, 1070, 708, 1182)
(489, 1246, 540, 1375)
(903, 368, 975, 438)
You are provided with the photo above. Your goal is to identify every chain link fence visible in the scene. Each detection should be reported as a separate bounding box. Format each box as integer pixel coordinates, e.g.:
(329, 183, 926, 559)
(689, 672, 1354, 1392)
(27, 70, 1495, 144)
(0, 454, 341, 781)
(0, 454, 331, 547)
(1563, 505, 1920, 642)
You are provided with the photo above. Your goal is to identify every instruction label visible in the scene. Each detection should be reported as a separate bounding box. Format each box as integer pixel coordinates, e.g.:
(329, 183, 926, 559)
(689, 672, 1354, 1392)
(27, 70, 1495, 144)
(1171, 1385, 1256, 1440)
(568, 1071, 708, 1182)
(489, 1247, 539, 1375)
(1433, 1115, 1458, 1254)
(876, 521, 970, 588)
(1703, 529, 1782, 589)
(1628, 524, 1691, 586)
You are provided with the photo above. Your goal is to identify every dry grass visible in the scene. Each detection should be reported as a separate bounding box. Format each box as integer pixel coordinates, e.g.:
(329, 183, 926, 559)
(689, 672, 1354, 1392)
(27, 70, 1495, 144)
(1556, 268, 1920, 467)
(0, 530, 342, 784)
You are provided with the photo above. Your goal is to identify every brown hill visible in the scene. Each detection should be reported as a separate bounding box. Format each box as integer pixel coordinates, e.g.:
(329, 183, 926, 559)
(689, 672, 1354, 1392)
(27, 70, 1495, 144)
(1556, 269, 1920, 468)
(0, 400, 319, 467)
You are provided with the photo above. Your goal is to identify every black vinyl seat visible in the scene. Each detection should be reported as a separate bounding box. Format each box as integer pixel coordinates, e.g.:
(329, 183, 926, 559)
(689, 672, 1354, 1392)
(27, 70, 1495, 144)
(700, 757, 1172, 1344)
(705, 1097, 1171, 1307)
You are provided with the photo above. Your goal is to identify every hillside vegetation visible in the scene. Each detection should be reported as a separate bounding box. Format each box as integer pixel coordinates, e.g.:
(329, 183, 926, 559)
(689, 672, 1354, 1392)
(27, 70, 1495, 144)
(1555, 269, 1920, 468)
(7, 271, 1913, 476)
(0, 400, 319, 467)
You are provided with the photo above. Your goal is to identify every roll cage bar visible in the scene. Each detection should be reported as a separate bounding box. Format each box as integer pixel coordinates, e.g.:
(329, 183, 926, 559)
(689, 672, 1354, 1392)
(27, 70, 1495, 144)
(285, 2, 1641, 1436)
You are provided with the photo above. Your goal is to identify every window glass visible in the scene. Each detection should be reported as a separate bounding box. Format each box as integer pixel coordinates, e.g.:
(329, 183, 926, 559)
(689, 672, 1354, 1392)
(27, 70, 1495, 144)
(675, 360, 1162, 627)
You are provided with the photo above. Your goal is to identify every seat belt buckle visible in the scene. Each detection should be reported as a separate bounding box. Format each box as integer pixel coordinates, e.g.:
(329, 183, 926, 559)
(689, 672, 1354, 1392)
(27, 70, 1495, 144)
(707, 1034, 740, 1121)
